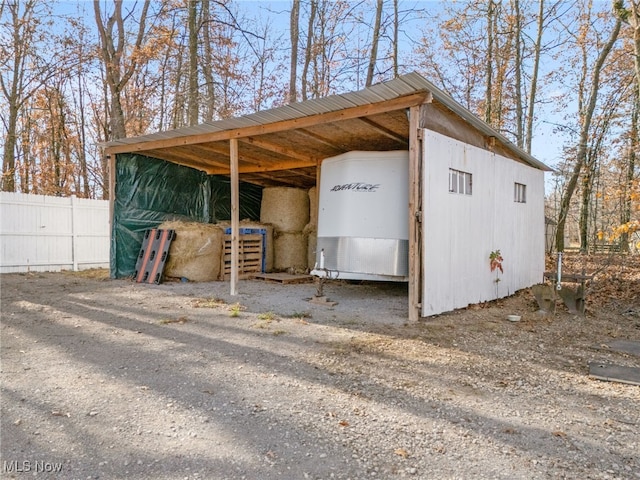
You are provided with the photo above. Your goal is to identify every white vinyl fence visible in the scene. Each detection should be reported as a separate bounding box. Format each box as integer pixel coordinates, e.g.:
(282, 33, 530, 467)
(0, 192, 110, 273)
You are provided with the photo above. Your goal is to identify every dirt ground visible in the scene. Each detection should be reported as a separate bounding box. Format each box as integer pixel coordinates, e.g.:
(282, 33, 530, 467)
(1, 254, 639, 479)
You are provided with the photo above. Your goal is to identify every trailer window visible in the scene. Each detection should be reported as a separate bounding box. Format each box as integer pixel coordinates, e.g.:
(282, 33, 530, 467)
(514, 183, 527, 203)
(449, 168, 472, 195)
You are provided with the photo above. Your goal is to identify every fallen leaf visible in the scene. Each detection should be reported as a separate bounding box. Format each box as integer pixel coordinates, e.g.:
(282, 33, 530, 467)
(338, 420, 350, 427)
(394, 448, 410, 458)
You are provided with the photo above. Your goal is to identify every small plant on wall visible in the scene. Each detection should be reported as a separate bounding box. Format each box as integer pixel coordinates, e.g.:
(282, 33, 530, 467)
(489, 249, 504, 298)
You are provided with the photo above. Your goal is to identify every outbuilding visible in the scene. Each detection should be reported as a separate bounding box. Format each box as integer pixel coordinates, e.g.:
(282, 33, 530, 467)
(104, 72, 551, 320)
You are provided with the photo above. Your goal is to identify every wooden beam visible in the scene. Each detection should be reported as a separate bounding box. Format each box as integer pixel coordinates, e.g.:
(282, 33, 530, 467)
(230, 139, 239, 296)
(145, 149, 227, 171)
(356, 117, 409, 144)
(104, 92, 431, 155)
(295, 128, 343, 151)
(242, 171, 314, 189)
(408, 105, 422, 322)
(241, 136, 317, 162)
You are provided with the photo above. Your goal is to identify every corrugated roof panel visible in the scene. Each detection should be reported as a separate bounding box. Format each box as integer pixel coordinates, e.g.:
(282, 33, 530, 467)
(216, 116, 262, 129)
(396, 72, 433, 90)
(343, 89, 385, 105)
(363, 82, 405, 100)
(249, 108, 295, 124)
(102, 72, 550, 171)
(286, 97, 337, 116)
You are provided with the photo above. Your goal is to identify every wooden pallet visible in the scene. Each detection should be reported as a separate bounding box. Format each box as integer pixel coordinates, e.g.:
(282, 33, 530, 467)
(252, 273, 313, 284)
(134, 228, 175, 284)
(223, 234, 263, 279)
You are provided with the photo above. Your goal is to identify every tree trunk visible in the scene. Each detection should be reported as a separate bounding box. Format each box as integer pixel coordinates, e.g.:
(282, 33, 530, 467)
(620, 88, 638, 252)
(201, 0, 216, 121)
(513, 0, 523, 148)
(301, 0, 317, 101)
(366, 0, 383, 87)
(289, 0, 300, 103)
(525, 0, 544, 154)
(484, 0, 495, 125)
(393, 0, 398, 78)
(579, 159, 596, 252)
(187, 0, 199, 126)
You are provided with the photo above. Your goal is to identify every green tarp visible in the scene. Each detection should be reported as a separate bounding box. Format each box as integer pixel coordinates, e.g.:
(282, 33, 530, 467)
(111, 153, 262, 278)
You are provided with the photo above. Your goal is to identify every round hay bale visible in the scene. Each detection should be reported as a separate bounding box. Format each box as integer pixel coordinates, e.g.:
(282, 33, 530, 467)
(274, 232, 308, 271)
(260, 187, 309, 232)
(308, 186, 318, 228)
(159, 221, 224, 281)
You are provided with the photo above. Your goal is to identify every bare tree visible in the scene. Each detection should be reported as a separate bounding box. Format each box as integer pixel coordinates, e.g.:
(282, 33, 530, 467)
(554, 10, 622, 252)
(0, 1, 60, 192)
(93, 0, 152, 140)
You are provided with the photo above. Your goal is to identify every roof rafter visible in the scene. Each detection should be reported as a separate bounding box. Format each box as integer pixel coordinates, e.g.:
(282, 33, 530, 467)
(356, 117, 409, 145)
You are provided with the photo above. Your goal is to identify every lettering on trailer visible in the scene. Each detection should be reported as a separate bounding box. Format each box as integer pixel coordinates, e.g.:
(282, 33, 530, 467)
(330, 183, 380, 192)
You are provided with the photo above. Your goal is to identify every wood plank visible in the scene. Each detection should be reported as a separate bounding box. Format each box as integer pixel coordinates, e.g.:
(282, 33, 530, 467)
(543, 272, 594, 282)
(105, 92, 431, 155)
(230, 139, 239, 296)
(408, 105, 421, 322)
(252, 273, 313, 284)
(588, 362, 640, 386)
(608, 340, 640, 357)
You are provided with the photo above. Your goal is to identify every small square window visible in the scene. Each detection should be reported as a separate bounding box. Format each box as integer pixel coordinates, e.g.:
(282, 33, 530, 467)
(449, 168, 472, 195)
(514, 183, 526, 203)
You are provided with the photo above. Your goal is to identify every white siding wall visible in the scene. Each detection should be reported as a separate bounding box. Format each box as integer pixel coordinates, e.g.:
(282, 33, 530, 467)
(421, 130, 545, 316)
(0, 192, 110, 273)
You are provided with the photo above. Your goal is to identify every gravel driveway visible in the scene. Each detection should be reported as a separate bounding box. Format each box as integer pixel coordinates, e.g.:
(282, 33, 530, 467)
(1, 271, 639, 479)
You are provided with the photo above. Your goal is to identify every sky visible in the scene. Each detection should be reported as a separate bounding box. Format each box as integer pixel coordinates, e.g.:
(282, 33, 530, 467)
(51, 0, 571, 183)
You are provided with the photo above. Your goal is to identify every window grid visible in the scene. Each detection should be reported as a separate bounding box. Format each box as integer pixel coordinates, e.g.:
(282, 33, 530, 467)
(514, 182, 527, 203)
(449, 168, 472, 195)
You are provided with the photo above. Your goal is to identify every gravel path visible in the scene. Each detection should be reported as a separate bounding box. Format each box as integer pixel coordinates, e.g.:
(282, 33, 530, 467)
(1, 271, 639, 479)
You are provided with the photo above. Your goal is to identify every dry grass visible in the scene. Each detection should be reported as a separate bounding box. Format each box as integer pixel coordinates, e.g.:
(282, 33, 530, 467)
(62, 268, 110, 280)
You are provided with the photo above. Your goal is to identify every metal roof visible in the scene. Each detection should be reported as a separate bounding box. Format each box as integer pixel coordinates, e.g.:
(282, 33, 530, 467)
(104, 72, 550, 188)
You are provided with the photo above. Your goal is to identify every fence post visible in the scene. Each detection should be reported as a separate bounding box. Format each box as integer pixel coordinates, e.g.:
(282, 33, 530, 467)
(71, 195, 78, 271)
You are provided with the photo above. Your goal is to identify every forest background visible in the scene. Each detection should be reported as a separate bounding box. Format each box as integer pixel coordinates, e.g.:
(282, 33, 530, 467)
(1, 0, 638, 252)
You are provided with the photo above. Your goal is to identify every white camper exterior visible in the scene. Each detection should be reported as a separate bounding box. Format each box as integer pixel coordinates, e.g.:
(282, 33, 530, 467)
(312, 151, 409, 281)
(421, 130, 545, 316)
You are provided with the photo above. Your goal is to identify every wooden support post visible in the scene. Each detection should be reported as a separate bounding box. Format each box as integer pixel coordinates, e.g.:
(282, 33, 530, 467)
(108, 154, 116, 278)
(408, 105, 422, 322)
(230, 139, 240, 296)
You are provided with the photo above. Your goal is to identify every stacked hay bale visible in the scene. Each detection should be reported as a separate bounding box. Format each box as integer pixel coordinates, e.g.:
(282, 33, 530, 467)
(305, 186, 318, 269)
(260, 187, 309, 272)
(158, 220, 224, 281)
